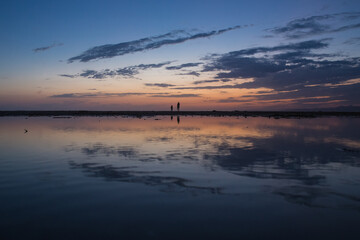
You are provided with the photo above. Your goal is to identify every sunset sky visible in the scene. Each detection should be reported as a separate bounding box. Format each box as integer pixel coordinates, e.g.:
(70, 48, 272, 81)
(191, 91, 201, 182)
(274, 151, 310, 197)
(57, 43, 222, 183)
(0, 0, 359, 110)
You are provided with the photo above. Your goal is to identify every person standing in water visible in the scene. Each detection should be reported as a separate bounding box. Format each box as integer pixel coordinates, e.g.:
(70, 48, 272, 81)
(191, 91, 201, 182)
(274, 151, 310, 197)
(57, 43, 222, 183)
(171, 105, 173, 112)
(177, 102, 180, 111)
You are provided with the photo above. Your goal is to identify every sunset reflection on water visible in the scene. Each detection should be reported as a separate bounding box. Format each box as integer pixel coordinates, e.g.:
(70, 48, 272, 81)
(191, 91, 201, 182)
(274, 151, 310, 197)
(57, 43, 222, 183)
(1, 116, 360, 239)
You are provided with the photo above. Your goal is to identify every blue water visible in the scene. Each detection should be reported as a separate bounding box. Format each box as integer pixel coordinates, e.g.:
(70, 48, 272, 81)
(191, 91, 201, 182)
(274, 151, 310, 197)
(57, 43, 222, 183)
(0, 116, 360, 239)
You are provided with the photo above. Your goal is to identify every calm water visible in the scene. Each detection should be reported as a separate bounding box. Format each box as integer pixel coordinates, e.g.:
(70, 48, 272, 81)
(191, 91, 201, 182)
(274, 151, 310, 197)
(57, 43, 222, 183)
(1, 116, 360, 239)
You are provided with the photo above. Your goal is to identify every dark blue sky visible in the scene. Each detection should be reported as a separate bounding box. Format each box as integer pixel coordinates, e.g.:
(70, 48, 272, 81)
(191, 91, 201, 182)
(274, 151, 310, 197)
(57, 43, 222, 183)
(0, 0, 359, 110)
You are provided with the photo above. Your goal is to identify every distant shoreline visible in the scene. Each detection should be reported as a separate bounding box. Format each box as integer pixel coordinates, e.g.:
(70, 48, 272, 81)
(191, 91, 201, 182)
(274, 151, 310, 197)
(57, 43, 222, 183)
(0, 111, 359, 118)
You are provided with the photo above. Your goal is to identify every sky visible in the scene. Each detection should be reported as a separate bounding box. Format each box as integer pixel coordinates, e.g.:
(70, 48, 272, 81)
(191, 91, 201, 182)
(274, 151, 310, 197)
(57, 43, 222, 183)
(0, 0, 359, 111)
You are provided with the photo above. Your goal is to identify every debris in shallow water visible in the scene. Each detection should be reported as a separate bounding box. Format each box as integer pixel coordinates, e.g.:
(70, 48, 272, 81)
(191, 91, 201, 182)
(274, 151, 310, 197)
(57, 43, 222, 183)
(24, 129, 28, 133)
(341, 148, 359, 153)
(52, 116, 72, 119)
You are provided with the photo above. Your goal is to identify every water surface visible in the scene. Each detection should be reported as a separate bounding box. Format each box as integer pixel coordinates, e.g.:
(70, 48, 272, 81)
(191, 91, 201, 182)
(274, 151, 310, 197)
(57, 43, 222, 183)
(1, 116, 360, 239)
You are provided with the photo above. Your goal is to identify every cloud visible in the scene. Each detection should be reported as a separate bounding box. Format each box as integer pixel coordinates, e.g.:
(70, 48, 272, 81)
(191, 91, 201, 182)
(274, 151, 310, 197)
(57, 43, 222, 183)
(150, 94, 200, 98)
(200, 39, 336, 82)
(49, 91, 199, 99)
(60, 61, 172, 79)
(268, 12, 360, 39)
(59, 74, 76, 78)
(174, 83, 245, 90)
(145, 83, 176, 88)
(192, 79, 231, 85)
(330, 23, 360, 33)
(203, 39, 330, 60)
(50, 92, 147, 98)
(166, 62, 202, 70)
(193, 80, 219, 85)
(68, 25, 248, 62)
(175, 38, 360, 106)
(218, 97, 254, 103)
(344, 37, 360, 45)
(203, 38, 332, 73)
(217, 83, 360, 106)
(217, 95, 339, 104)
(177, 71, 201, 77)
(33, 43, 63, 52)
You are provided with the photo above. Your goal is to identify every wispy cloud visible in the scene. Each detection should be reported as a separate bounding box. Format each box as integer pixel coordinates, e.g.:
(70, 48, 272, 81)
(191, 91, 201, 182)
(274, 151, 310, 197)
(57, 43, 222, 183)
(203, 39, 330, 60)
(145, 83, 176, 88)
(174, 84, 245, 90)
(60, 61, 172, 79)
(165, 62, 204, 77)
(217, 95, 337, 104)
(49, 92, 200, 99)
(166, 62, 202, 70)
(68, 25, 249, 62)
(149, 94, 200, 98)
(344, 37, 360, 45)
(50, 92, 147, 98)
(33, 43, 63, 52)
(268, 12, 360, 39)
(193, 80, 219, 85)
(177, 71, 201, 77)
(192, 79, 231, 85)
(59, 74, 76, 78)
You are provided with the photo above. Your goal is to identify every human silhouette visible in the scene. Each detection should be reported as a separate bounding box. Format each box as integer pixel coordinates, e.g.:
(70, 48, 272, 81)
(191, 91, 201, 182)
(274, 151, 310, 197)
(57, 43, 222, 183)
(177, 102, 180, 111)
(171, 105, 173, 112)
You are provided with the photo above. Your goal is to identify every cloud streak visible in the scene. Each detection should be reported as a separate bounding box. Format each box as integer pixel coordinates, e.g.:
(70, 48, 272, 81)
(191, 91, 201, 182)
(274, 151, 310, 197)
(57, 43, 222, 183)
(268, 12, 360, 39)
(50, 92, 147, 98)
(149, 94, 200, 98)
(68, 25, 248, 62)
(166, 62, 202, 70)
(49, 92, 200, 99)
(205, 39, 330, 59)
(344, 37, 360, 45)
(60, 61, 172, 79)
(192, 79, 231, 85)
(145, 83, 176, 88)
(33, 43, 63, 52)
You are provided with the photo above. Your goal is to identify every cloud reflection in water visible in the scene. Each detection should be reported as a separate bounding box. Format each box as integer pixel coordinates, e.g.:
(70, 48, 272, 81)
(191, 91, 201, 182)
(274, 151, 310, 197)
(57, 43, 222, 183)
(55, 116, 360, 209)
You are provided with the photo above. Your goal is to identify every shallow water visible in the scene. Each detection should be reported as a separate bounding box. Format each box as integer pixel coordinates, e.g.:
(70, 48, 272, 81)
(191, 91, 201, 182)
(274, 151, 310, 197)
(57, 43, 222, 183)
(1, 116, 360, 239)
